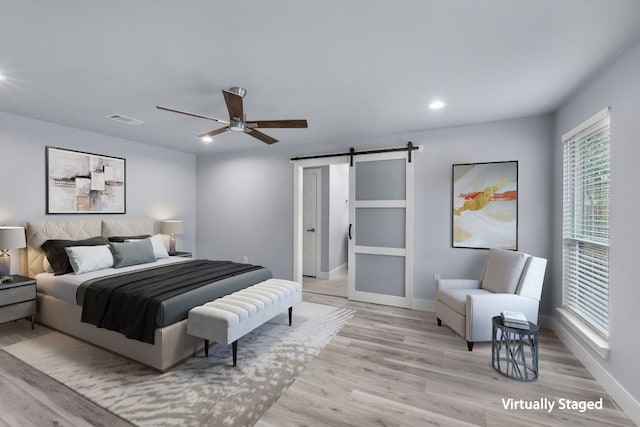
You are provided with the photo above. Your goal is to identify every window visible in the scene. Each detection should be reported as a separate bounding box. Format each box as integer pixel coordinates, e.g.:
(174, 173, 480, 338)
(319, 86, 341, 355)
(562, 108, 610, 340)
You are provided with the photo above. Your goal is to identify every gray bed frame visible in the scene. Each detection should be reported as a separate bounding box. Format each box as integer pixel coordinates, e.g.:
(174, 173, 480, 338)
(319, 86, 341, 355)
(27, 218, 200, 372)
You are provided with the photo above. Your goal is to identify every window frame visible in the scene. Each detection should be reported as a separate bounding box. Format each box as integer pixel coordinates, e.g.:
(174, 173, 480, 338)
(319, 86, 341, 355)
(561, 107, 610, 355)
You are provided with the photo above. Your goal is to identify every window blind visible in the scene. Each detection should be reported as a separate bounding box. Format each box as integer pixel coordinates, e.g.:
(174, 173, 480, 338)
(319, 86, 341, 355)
(562, 108, 610, 339)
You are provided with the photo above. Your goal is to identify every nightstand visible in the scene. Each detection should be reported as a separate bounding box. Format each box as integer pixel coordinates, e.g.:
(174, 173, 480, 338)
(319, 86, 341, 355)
(0, 275, 36, 329)
(169, 251, 192, 258)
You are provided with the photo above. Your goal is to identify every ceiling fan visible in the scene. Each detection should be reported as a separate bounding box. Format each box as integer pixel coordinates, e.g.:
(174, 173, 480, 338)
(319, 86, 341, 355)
(156, 87, 308, 144)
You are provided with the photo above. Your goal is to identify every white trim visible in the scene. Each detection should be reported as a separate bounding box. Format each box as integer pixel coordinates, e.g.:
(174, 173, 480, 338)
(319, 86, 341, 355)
(316, 271, 330, 280)
(292, 156, 350, 283)
(354, 200, 406, 208)
(556, 307, 609, 359)
(412, 298, 435, 312)
(538, 314, 553, 329)
(316, 264, 346, 280)
(349, 290, 411, 309)
(293, 164, 302, 283)
(550, 315, 640, 425)
(405, 147, 415, 315)
(303, 168, 322, 278)
(354, 245, 406, 257)
(562, 107, 610, 141)
(329, 263, 347, 279)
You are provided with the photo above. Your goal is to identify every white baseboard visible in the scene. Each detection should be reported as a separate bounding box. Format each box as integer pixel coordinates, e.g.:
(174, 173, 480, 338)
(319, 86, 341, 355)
(412, 298, 435, 312)
(317, 264, 347, 280)
(550, 316, 640, 425)
(538, 314, 553, 329)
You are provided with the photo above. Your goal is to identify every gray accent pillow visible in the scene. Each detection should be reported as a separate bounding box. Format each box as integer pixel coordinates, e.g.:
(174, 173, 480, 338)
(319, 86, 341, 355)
(109, 239, 157, 268)
(481, 249, 528, 294)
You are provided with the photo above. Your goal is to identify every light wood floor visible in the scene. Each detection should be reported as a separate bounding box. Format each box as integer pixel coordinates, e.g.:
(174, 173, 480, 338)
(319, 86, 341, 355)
(258, 292, 634, 427)
(302, 267, 348, 298)
(0, 321, 132, 426)
(0, 292, 634, 426)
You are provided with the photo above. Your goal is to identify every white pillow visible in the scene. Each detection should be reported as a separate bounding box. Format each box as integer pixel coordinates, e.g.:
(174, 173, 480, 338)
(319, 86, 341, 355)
(64, 245, 114, 274)
(149, 234, 170, 259)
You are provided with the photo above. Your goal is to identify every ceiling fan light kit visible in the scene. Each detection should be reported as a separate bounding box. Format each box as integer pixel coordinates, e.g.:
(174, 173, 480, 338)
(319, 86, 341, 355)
(157, 87, 307, 145)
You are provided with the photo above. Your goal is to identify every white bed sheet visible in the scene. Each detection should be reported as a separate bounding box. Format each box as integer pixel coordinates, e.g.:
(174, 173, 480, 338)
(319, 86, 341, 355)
(36, 257, 190, 305)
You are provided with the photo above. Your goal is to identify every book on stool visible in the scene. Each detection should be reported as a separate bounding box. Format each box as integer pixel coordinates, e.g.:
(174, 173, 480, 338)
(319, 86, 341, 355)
(501, 310, 529, 329)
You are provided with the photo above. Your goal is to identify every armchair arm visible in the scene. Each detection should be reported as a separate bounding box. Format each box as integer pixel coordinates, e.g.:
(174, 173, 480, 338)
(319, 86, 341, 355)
(465, 293, 540, 342)
(436, 278, 481, 293)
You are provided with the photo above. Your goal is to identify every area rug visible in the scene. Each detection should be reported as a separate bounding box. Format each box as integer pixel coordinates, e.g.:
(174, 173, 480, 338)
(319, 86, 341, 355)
(4, 302, 354, 427)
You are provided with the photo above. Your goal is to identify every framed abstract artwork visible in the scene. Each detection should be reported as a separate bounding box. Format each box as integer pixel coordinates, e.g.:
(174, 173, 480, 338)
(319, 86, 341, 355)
(452, 161, 518, 250)
(46, 146, 126, 214)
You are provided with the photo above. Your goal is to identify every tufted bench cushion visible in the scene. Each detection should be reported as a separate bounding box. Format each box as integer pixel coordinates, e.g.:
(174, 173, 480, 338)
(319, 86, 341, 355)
(187, 278, 302, 366)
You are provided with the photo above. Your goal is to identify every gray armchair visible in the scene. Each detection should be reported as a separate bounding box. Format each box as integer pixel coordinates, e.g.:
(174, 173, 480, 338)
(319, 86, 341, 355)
(435, 248, 547, 351)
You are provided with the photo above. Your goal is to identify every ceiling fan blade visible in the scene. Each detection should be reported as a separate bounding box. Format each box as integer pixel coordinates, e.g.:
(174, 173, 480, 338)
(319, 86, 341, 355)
(156, 105, 229, 124)
(246, 119, 308, 129)
(198, 127, 230, 138)
(222, 90, 244, 121)
(245, 128, 278, 144)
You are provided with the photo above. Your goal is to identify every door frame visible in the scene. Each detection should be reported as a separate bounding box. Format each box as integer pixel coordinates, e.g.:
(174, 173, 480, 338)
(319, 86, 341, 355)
(302, 168, 322, 277)
(293, 156, 349, 284)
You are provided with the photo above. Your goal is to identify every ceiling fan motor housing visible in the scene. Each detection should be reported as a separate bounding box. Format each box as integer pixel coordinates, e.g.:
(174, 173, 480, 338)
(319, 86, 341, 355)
(228, 87, 247, 98)
(229, 120, 246, 132)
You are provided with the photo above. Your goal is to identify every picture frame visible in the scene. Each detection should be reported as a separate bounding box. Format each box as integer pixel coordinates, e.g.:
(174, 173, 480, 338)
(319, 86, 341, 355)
(451, 161, 518, 250)
(46, 146, 126, 214)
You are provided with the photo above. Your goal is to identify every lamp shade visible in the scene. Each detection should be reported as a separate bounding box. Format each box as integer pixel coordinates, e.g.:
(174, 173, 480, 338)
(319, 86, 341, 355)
(161, 220, 184, 235)
(0, 226, 26, 250)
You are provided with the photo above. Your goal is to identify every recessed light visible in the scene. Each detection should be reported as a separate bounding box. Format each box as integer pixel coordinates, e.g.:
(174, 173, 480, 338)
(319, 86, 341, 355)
(428, 100, 446, 110)
(201, 136, 213, 143)
(0, 74, 7, 82)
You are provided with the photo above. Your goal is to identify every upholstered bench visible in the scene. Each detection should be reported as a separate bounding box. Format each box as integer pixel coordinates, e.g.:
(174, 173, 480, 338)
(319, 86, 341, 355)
(186, 278, 302, 366)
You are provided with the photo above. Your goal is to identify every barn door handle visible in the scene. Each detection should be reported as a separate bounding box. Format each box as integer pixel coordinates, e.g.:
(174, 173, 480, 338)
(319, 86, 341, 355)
(348, 224, 352, 240)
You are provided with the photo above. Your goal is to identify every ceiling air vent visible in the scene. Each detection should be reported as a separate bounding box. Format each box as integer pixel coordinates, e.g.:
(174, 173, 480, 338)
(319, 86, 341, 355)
(105, 114, 145, 125)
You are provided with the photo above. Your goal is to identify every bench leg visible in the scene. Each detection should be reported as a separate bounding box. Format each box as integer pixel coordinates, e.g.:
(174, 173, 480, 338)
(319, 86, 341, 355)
(289, 306, 293, 326)
(232, 340, 238, 367)
(204, 339, 209, 357)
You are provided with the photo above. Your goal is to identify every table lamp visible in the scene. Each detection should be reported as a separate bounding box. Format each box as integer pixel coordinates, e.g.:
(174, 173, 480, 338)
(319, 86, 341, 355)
(0, 226, 26, 281)
(161, 220, 183, 255)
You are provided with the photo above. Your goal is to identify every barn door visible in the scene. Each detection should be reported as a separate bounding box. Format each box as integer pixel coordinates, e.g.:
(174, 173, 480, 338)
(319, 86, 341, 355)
(348, 151, 414, 308)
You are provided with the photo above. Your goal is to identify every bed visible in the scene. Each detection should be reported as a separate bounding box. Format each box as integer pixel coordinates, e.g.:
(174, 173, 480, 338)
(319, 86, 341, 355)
(26, 218, 272, 372)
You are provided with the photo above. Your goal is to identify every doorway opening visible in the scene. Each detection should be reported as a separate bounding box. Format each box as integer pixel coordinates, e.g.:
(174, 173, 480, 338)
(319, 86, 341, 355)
(301, 165, 349, 298)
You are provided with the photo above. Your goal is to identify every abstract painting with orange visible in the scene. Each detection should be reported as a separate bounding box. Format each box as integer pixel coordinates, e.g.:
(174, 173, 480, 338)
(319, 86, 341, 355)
(452, 161, 518, 249)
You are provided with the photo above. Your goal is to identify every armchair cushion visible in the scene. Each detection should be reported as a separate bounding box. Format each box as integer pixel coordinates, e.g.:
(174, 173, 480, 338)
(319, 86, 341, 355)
(466, 293, 540, 342)
(439, 288, 492, 316)
(481, 249, 528, 294)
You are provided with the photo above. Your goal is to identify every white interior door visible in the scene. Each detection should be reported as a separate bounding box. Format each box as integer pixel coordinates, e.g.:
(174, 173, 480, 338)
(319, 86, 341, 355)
(348, 152, 414, 308)
(303, 169, 320, 277)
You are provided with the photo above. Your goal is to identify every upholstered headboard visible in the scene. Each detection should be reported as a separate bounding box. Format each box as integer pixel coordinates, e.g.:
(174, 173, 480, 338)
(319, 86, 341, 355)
(26, 218, 154, 277)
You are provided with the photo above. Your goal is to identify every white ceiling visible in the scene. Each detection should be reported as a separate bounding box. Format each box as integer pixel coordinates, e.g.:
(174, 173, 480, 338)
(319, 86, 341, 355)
(2, 1, 640, 154)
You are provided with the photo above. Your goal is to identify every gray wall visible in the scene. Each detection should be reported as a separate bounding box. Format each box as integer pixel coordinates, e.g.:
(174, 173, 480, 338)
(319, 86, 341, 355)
(195, 150, 293, 276)
(329, 164, 349, 271)
(0, 111, 196, 274)
(196, 114, 553, 304)
(553, 35, 640, 401)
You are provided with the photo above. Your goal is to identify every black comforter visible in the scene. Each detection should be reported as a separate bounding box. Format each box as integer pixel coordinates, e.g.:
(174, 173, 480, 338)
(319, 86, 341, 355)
(80, 260, 264, 344)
